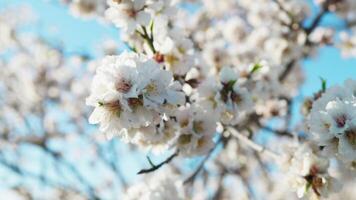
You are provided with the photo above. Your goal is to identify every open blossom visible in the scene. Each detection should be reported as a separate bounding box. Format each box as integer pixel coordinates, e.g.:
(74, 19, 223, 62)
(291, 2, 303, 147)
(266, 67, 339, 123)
(308, 79, 356, 163)
(105, 0, 151, 34)
(218, 67, 254, 125)
(152, 16, 194, 75)
(339, 30, 356, 58)
(130, 119, 178, 153)
(86, 51, 185, 145)
(174, 106, 216, 156)
(192, 66, 254, 126)
(123, 167, 184, 200)
(285, 145, 340, 199)
(146, 0, 178, 18)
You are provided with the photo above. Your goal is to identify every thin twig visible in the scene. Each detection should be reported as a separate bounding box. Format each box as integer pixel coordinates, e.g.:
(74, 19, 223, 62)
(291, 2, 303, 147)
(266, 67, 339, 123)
(137, 26, 157, 54)
(278, 60, 296, 82)
(212, 169, 226, 200)
(184, 135, 224, 184)
(254, 152, 273, 191)
(137, 151, 179, 174)
(43, 147, 100, 200)
(279, 0, 331, 82)
(305, 0, 330, 36)
(227, 127, 280, 160)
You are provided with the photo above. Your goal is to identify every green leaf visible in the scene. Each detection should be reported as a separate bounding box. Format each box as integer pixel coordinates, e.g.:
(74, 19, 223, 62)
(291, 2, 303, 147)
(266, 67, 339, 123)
(149, 19, 154, 37)
(319, 77, 327, 92)
(146, 156, 156, 168)
(305, 182, 312, 193)
(227, 80, 237, 89)
(250, 62, 263, 74)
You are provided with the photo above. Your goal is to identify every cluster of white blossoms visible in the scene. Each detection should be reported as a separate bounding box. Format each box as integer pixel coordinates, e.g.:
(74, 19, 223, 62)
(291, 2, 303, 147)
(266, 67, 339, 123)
(2, 0, 356, 199)
(308, 79, 356, 164)
(283, 144, 340, 199)
(313, 0, 356, 59)
(193, 66, 254, 125)
(80, 0, 356, 199)
(86, 52, 186, 147)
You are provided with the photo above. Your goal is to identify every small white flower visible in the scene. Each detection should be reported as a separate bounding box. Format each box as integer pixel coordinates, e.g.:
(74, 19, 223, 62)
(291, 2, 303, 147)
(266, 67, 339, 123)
(106, 0, 151, 34)
(219, 66, 238, 84)
(123, 166, 184, 200)
(137, 59, 185, 108)
(69, 0, 106, 18)
(175, 107, 216, 156)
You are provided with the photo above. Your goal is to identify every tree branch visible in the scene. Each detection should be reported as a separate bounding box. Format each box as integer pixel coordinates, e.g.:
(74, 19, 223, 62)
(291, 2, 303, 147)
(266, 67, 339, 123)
(184, 135, 224, 184)
(137, 151, 179, 174)
(279, 0, 331, 82)
(304, 0, 330, 36)
(227, 127, 280, 160)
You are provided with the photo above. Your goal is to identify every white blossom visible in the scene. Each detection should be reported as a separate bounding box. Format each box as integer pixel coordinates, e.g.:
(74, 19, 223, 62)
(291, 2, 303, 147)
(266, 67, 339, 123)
(105, 0, 151, 34)
(308, 79, 356, 163)
(285, 145, 340, 199)
(123, 167, 184, 200)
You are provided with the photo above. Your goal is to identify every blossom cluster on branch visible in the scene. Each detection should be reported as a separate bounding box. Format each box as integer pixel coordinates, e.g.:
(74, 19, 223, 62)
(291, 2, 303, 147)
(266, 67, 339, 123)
(1, 0, 356, 199)
(78, 0, 356, 199)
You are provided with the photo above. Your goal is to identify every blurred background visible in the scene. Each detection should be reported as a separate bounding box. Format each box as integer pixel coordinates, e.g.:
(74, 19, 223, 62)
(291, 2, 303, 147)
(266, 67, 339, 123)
(0, 0, 355, 199)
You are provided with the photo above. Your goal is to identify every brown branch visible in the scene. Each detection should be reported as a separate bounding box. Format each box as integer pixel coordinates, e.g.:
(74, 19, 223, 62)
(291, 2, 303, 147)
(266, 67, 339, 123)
(43, 147, 100, 200)
(227, 127, 280, 160)
(305, 0, 331, 36)
(212, 169, 226, 200)
(0, 153, 82, 198)
(183, 135, 224, 184)
(278, 60, 296, 82)
(279, 0, 331, 82)
(137, 151, 179, 174)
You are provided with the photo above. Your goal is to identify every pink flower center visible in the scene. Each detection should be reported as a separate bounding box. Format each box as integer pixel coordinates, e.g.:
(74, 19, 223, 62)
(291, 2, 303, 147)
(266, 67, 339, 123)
(335, 115, 347, 128)
(116, 78, 132, 93)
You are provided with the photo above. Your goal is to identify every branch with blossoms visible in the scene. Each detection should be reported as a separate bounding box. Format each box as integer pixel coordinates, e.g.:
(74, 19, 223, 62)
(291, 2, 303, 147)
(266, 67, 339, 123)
(3, 0, 356, 199)
(0, 5, 132, 199)
(79, 0, 356, 199)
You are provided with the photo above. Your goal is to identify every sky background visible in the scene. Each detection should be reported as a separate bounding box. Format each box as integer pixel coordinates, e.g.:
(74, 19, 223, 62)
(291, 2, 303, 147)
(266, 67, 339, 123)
(0, 0, 356, 197)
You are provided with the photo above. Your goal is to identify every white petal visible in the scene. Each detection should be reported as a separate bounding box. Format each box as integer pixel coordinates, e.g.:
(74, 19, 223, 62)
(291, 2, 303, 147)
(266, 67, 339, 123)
(88, 108, 103, 124)
(136, 11, 151, 26)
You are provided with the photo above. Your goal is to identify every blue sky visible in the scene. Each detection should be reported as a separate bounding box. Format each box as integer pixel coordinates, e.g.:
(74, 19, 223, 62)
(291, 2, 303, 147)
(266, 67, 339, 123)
(0, 0, 121, 55)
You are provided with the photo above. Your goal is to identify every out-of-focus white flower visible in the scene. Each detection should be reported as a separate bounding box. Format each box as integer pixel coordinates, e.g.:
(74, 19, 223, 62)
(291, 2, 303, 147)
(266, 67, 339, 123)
(218, 67, 254, 125)
(175, 106, 216, 156)
(105, 0, 151, 34)
(152, 16, 194, 75)
(339, 31, 356, 58)
(309, 27, 334, 45)
(69, 0, 106, 18)
(123, 167, 184, 200)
